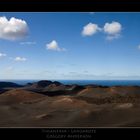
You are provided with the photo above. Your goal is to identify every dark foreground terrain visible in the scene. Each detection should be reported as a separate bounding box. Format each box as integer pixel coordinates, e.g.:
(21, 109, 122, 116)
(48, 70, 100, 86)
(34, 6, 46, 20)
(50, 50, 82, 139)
(0, 80, 140, 127)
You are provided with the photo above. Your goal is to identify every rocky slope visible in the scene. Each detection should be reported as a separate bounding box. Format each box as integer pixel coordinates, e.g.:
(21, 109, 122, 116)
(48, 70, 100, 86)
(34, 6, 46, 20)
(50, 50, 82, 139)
(0, 80, 140, 127)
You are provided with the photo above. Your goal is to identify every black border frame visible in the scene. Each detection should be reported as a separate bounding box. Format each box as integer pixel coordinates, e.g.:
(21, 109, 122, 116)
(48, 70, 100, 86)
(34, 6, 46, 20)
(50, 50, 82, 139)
(0, 0, 140, 139)
(0, 0, 140, 11)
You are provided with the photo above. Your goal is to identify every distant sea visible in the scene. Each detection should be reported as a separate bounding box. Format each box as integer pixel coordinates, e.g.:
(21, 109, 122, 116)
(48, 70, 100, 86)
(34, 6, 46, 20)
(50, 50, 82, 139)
(1, 79, 140, 86)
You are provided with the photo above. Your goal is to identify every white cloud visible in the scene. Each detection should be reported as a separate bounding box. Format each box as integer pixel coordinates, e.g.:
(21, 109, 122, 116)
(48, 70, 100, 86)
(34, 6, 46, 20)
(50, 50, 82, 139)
(20, 41, 36, 45)
(0, 52, 7, 57)
(103, 21, 122, 40)
(0, 16, 28, 41)
(81, 21, 122, 40)
(46, 40, 66, 51)
(82, 23, 101, 36)
(104, 21, 122, 35)
(14, 57, 27, 62)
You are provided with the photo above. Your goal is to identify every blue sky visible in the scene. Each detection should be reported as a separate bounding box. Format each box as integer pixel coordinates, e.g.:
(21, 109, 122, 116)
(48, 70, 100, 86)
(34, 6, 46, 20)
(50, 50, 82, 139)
(0, 12, 140, 80)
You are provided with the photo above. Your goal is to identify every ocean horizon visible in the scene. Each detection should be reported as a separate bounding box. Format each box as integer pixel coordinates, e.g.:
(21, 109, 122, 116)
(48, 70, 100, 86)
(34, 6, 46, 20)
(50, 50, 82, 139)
(1, 79, 140, 86)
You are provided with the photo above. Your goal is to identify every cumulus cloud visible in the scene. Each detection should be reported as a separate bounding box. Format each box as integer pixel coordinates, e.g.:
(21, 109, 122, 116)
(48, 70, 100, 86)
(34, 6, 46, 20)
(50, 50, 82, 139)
(0, 16, 28, 41)
(81, 21, 122, 40)
(20, 41, 36, 45)
(14, 57, 27, 62)
(46, 40, 66, 51)
(0, 52, 7, 57)
(103, 21, 122, 40)
(104, 21, 122, 34)
(82, 23, 101, 36)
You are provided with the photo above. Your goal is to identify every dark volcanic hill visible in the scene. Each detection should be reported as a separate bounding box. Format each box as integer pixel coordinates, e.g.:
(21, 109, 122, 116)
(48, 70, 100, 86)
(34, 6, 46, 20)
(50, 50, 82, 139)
(24, 81, 85, 96)
(26, 80, 62, 89)
(0, 82, 22, 88)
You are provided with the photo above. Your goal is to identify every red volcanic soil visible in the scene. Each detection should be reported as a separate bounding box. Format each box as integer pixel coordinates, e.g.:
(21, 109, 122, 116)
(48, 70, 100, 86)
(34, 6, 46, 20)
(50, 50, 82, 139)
(0, 82, 140, 127)
(0, 89, 46, 104)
